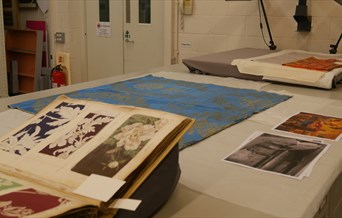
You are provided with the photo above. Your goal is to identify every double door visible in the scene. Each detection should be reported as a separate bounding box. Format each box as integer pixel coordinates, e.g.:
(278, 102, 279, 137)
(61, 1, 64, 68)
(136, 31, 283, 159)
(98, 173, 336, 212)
(86, 0, 165, 81)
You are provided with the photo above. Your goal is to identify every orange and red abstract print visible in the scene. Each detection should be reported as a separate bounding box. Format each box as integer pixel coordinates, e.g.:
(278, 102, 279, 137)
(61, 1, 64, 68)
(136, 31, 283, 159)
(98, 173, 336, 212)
(282, 57, 342, 72)
(275, 112, 342, 140)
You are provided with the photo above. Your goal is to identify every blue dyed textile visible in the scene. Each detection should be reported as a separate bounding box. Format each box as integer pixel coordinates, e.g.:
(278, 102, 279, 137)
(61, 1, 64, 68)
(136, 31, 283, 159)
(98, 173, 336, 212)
(11, 75, 291, 150)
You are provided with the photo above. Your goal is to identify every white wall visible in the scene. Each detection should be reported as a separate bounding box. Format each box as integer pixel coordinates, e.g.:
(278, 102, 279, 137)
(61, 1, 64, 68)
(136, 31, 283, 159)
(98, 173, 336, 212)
(48, 0, 87, 84)
(178, 0, 342, 60)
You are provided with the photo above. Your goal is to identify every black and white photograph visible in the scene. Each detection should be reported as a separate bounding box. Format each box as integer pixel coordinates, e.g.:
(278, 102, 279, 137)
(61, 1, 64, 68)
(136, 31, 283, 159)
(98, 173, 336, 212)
(223, 132, 329, 179)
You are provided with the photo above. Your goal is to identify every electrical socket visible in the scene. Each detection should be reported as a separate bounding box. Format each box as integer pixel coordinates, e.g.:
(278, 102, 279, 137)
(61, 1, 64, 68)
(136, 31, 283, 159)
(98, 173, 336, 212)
(55, 32, 65, 43)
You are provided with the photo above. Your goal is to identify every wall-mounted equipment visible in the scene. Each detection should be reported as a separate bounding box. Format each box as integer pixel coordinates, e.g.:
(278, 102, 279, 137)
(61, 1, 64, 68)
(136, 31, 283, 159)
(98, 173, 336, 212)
(258, 0, 277, 50)
(293, 0, 311, 32)
(55, 32, 65, 43)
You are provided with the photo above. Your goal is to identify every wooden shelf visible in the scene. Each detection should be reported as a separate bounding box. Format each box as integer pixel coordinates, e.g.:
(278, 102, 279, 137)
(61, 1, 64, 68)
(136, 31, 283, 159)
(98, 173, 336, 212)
(18, 73, 35, 78)
(18, 76, 35, 93)
(7, 48, 37, 55)
(5, 29, 43, 95)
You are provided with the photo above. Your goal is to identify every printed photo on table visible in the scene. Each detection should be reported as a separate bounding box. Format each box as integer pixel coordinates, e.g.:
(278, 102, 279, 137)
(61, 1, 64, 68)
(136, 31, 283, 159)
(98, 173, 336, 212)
(223, 132, 329, 179)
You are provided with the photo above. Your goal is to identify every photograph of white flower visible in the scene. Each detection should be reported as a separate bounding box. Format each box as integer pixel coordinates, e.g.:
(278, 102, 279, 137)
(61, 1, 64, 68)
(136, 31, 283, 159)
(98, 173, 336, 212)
(71, 114, 168, 177)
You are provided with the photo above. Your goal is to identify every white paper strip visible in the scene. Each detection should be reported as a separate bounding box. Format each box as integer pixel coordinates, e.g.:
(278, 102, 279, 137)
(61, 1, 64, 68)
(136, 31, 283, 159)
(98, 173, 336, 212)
(110, 199, 142, 211)
(73, 174, 125, 202)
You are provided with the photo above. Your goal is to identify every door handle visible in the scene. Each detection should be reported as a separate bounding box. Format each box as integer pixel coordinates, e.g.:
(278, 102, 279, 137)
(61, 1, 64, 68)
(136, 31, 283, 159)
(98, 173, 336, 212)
(125, 38, 135, 43)
(124, 30, 134, 43)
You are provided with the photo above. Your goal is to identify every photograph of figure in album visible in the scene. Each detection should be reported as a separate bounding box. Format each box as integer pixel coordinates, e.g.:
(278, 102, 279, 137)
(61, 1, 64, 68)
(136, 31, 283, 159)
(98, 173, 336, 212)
(274, 112, 342, 141)
(223, 132, 329, 179)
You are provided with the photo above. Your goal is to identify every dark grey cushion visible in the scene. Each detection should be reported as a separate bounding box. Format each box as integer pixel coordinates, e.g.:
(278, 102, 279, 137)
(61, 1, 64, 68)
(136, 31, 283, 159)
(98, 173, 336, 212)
(182, 48, 275, 80)
(114, 145, 181, 218)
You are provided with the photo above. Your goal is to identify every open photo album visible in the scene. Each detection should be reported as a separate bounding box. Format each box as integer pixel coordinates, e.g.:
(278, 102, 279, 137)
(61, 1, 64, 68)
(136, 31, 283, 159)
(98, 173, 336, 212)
(0, 95, 194, 217)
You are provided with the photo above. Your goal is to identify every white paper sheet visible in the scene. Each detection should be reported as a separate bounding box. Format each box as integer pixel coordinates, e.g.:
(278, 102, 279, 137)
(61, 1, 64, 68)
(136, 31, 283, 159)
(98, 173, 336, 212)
(73, 174, 125, 202)
(110, 199, 142, 211)
(0, 109, 33, 137)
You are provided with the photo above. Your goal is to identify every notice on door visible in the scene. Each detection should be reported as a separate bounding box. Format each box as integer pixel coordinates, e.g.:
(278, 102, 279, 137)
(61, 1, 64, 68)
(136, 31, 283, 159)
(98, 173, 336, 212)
(96, 22, 112, 37)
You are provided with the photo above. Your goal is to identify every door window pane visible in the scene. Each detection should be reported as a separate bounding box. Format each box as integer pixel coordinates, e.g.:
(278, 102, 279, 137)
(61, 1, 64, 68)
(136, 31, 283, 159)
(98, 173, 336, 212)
(139, 0, 151, 24)
(126, 0, 131, 23)
(99, 0, 110, 22)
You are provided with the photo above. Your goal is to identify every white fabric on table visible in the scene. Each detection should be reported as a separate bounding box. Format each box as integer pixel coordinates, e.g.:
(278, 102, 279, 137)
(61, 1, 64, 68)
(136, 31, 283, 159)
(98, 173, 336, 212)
(231, 50, 342, 89)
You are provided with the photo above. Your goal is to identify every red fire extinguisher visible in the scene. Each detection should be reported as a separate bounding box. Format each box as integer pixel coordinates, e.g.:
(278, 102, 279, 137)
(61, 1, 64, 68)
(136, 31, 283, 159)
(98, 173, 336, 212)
(51, 64, 66, 88)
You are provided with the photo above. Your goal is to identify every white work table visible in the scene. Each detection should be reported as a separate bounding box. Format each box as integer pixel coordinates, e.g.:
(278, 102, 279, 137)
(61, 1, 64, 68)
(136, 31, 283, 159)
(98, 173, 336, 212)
(1, 63, 342, 218)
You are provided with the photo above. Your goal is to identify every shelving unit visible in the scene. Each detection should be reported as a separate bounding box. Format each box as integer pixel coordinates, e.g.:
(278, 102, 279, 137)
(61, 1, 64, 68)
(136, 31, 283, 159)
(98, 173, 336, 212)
(5, 29, 43, 94)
